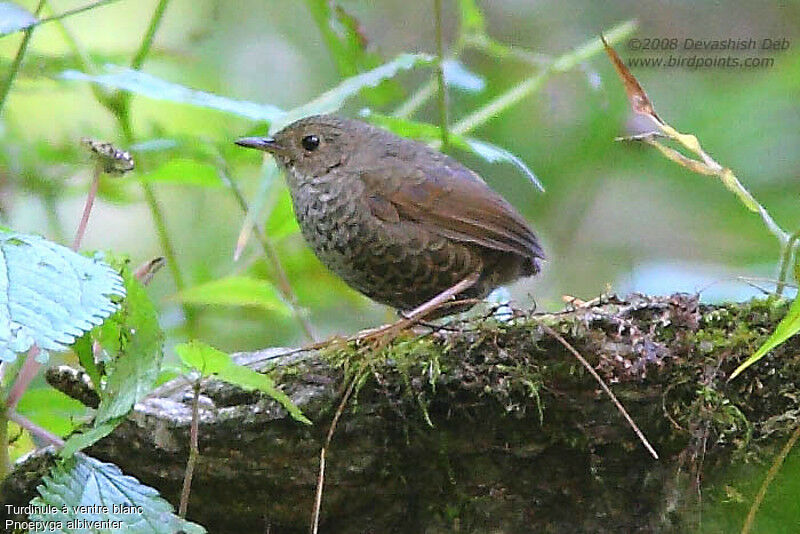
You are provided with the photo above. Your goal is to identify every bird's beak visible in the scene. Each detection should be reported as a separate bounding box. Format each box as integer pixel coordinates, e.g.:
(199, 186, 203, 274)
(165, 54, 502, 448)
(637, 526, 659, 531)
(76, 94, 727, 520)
(235, 136, 287, 155)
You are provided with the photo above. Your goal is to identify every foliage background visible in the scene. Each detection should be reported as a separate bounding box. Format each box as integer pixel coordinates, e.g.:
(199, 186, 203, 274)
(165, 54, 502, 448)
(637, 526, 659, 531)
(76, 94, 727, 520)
(1, 0, 800, 530)
(2, 1, 799, 348)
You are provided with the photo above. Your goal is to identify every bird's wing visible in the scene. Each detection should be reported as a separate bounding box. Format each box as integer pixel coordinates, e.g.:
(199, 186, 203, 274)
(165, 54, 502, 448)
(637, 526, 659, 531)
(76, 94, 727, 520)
(361, 159, 544, 263)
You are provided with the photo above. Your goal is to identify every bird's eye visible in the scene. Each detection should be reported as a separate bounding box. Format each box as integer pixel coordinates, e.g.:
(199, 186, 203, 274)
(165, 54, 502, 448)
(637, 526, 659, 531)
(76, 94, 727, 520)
(301, 135, 320, 151)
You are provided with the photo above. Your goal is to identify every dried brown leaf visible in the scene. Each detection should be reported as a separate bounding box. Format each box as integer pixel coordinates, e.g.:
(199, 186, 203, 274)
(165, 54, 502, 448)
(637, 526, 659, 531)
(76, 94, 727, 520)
(601, 34, 663, 125)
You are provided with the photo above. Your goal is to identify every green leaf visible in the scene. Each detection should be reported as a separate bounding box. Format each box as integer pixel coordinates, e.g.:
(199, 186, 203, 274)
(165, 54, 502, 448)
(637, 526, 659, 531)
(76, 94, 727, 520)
(730, 296, 800, 380)
(30, 454, 206, 533)
(60, 419, 120, 458)
(304, 0, 401, 105)
(0, 232, 125, 362)
(61, 65, 285, 122)
(137, 158, 222, 188)
(443, 59, 485, 93)
(266, 188, 300, 239)
(61, 54, 431, 130)
(458, 0, 486, 35)
(16, 387, 86, 437)
(464, 138, 544, 192)
(175, 340, 311, 424)
(360, 112, 544, 192)
(0, 2, 37, 36)
(71, 333, 102, 397)
(175, 276, 289, 314)
(270, 53, 433, 132)
(234, 158, 281, 260)
(304, 0, 375, 76)
(93, 264, 163, 425)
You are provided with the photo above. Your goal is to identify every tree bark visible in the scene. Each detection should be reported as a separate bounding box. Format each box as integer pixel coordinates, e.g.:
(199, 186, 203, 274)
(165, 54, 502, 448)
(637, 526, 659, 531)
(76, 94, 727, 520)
(3, 294, 799, 533)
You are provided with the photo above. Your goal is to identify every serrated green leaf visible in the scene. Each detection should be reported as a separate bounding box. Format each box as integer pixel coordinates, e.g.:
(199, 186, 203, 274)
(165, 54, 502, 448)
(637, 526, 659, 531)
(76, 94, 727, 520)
(175, 276, 289, 314)
(270, 53, 433, 132)
(175, 340, 311, 424)
(137, 158, 222, 188)
(730, 297, 800, 380)
(0, 232, 125, 362)
(0, 2, 37, 36)
(30, 455, 206, 533)
(60, 419, 120, 458)
(93, 265, 163, 425)
(360, 112, 544, 192)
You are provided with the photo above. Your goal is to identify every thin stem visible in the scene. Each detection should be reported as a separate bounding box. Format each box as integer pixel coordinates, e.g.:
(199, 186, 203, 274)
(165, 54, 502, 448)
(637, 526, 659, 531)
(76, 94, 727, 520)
(130, 0, 170, 70)
(310, 377, 357, 534)
(217, 166, 316, 341)
(114, 0, 199, 334)
(9, 412, 65, 448)
(72, 163, 102, 250)
(6, 347, 42, 413)
(179, 379, 201, 517)
(393, 79, 435, 118)
(42, 193, 66, 245)
(140, 181, 198, 331)
(9, 0, 123, 34)
(0, 0, 47, 115)
(452, 20, 637, 136)
(773, 230, 799, 296)
(0, 405, 9, 480)
(539, 322, 659, 460)
(741, 423, 800, 534)
(433, 0, 449, 149)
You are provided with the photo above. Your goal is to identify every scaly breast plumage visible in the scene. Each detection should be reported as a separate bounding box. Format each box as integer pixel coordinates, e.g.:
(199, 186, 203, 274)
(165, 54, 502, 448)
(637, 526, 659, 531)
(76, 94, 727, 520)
(287, 170, 483, 310)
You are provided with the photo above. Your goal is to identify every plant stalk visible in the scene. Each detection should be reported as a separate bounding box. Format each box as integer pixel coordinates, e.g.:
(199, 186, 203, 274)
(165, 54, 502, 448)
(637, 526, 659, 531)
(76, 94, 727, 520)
(452, 20, 637, 136)
(433, 0, 450, 150)
(0, 0, 47, 115)
(72, 163, 102, 250)
(178, 379, 201, 517)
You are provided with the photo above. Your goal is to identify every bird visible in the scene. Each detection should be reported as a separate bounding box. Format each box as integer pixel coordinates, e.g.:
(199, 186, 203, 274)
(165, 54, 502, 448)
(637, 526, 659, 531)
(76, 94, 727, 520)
(235, 115, 543, 318)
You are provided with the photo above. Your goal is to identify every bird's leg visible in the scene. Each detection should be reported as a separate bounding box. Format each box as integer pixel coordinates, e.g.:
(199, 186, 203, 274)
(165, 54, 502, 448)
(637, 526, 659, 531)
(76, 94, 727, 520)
(355, 272, 480, 346)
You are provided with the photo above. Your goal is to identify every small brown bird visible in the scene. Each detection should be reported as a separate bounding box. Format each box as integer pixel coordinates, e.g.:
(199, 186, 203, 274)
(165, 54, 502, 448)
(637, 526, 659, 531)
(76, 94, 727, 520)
(236, 115, 543, 317)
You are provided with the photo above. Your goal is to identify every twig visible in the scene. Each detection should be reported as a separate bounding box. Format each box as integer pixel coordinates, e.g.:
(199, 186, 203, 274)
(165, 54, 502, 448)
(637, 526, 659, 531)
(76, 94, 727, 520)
(217, 165, 316, 342)
(538, 322, 659, 460)
(740, 423, 800, 534)
(4, 0, 123, 35)
(776, 229, 800, 296)
(130, 0, 170, 70)
(179, 378, 202, 517)
(0, 0, 47, 114)
(0, 405, 9, 480)
(393, 78, 436, 118)
(9, 412, 65, 448)
(451, 20, 636, 136)
(72, 162, 102, 250)
(310, 377, 357, 534)
(5, 347, 42, 413)
(433, 0, 450, 149)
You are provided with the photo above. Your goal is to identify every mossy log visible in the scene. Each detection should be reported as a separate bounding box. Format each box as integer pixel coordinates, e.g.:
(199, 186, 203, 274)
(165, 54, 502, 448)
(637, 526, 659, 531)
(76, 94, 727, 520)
(3, 294, 799, 533)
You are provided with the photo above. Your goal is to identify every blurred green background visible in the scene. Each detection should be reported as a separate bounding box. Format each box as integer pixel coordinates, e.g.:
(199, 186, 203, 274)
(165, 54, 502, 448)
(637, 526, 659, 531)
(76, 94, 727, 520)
(2, 1, 800, 530)
(1, 0, 799, 352)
